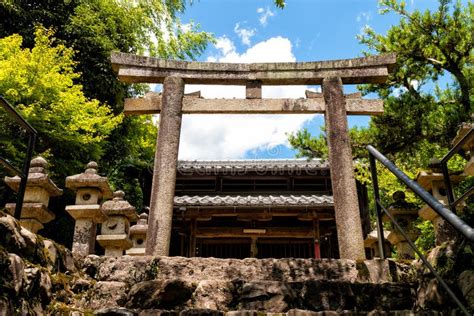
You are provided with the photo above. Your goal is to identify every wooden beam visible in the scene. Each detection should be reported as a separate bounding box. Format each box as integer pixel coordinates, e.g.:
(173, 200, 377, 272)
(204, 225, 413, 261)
(111, 52, 397, 85)
(174, 208, 335, 220)
(125, 93, 384, 115)
(195, 226, 334, 239)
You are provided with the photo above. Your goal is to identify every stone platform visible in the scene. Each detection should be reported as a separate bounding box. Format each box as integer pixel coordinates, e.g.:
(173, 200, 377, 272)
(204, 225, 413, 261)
(0, 212, 470, 315)
(75, 256, 418, 314)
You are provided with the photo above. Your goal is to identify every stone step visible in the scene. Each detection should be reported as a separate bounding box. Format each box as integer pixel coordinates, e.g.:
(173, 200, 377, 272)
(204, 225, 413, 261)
(92, 307, 450, 316)
(81, 279, 418, 313)
(82, 256, 415, 285)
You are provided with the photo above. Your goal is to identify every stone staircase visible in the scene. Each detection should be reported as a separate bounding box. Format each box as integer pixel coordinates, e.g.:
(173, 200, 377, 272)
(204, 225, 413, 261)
(1, 210, 471, 315)
(75, 256, 451, 315)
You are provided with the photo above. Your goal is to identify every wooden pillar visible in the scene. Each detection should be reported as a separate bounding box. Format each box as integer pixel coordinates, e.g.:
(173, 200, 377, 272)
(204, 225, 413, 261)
(189, 219, 197, 257)
(250, 237, 258, 258)
(322, 77, 366, 260)
(146, 76, 184, 256)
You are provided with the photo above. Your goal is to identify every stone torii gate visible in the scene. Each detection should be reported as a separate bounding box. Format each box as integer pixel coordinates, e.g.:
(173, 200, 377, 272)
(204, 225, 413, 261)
(111, 52, 396, 260)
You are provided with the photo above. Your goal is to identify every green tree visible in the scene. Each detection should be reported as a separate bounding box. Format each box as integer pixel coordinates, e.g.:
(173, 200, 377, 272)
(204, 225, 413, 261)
(0, 0, 214, 211)
(0, 28, 121, 175)
(289, 0, 473, 254)
(358, 0, 473, 155)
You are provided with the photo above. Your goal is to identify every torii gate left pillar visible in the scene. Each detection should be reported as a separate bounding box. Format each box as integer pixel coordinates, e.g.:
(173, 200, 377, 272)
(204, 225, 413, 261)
(111, 52, 396, 259)
(146, 76, 184, 255)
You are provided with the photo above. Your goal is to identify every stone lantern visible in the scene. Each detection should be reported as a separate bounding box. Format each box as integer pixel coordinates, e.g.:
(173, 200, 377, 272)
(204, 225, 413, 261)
(126, 212, 149, 256)
(96, 190, 137, 256)
(416, 170, 464, 245)
(382, 191, 420, 259)
(451, 122, 473, 175)
(364, 229, 391, 259)
(65, 161, 113, 257)
(4, 157, 63, 233)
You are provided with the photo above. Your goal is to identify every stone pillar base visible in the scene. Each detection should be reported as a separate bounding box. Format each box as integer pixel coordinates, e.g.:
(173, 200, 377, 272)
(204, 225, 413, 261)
(125, 248, 146, 256)
(97, 234, 133, 257)
(20, 218, 43, 233)
(72, 218, 97, 257)
(105, 247, 125, 257)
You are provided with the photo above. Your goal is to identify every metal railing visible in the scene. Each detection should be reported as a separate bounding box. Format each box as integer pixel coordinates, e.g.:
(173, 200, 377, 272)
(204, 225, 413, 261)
(367, 145, 473, 316)
(0, 96, 37, 219)
(439, 128, 473, 212)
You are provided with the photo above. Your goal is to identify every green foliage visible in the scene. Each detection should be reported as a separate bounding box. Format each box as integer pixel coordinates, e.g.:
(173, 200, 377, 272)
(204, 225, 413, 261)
(288, 127, 328, 159)
(274, 0, 286, 9)
(0, 0, 214, 215)
(103, 115, 158, 210)
(360, 0, 473, 119)
(289, 0, 473, 256)
(0, 28, 121, 177)
(415, 219, 436, 254)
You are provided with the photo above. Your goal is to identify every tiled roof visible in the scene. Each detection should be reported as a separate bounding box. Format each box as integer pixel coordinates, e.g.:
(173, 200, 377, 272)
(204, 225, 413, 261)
(177, 159, 329, 175)
(174, 194, 333, 207)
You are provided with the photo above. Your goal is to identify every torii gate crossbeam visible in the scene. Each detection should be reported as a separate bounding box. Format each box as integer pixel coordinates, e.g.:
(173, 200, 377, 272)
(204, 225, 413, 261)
(111, 52, 396, 260)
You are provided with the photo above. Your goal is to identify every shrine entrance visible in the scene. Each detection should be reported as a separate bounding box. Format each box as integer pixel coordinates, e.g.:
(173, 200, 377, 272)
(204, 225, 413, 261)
(111, 52, 396, 260)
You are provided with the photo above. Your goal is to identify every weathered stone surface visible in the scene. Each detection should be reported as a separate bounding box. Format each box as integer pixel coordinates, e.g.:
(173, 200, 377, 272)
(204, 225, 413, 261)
(43, 239, 57, 266)
(8, 253, 24, 295)
(139, 310, 178, 316)
(146, 76, 185, 256)
(66, 161, 113, 203)
(192, 280, 234, 310)
(4, 157, 62, 233)
(111, 52, 397, 85)
(458, 270, 474, 309)
(0, 214, 464, 315)
(95, 307, 137, 315)
(235, 281, 293, 312)
(323, 77, 365, 260)
(127, 212, 148, 256)
(246, 80, 262, 99)
(23, 267, 53, 306)
(83, 255, 152, 283)
(101, 191, 137, 219)
(4, 157, 63, 197)
(181, 309, 224, 316)
(97, 191, 136, 256)
(84, 281, 129, 310)
(124, 93, 384, 116)
(126, 279, 195, 310)
(80, 256, 414, 285)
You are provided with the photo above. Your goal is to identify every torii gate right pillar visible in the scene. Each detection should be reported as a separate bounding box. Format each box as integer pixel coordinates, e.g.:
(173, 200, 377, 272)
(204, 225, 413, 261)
(323, 77, 366, 260)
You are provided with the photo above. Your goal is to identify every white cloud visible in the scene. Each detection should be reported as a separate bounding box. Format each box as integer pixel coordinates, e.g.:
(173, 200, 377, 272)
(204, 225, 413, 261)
(356, 11, 371, 23)
(257, 7, 275, 26)
(178, 36, 316, 160)
(234, 23, 256, 46)
(214, 36, 235, 56)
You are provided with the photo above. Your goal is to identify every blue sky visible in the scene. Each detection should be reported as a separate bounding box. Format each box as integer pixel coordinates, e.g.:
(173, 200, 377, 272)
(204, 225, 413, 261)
(168, 0, 444, 160)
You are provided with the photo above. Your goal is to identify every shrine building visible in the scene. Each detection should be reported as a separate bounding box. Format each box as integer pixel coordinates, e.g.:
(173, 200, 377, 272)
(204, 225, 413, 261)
(168, 159, 371, 259)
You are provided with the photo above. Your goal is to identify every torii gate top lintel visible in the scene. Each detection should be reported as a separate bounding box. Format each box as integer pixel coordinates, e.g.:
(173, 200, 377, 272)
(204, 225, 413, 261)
(111, 52, 396, 85)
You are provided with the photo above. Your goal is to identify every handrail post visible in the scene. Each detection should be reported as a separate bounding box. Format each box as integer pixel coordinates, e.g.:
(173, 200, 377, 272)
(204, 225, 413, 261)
(369, 152, 386, 259)
(0, 96, 38, 220)
(14, 133, 36, 219)
(440, 161, 456, 213)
